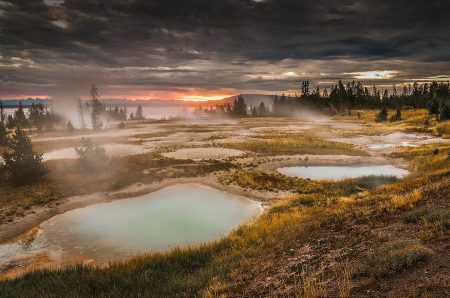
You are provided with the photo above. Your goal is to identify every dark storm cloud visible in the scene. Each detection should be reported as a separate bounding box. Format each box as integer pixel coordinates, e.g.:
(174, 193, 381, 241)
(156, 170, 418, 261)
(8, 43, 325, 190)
(0, 0, 449, 98)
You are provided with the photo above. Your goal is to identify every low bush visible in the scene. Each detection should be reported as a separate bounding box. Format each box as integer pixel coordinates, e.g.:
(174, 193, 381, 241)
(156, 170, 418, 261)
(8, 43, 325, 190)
(367, 239, 432, 278)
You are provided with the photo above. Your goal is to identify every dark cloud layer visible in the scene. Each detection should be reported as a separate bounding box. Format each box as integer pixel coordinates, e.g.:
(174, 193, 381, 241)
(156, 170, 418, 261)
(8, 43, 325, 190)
(1, 0, 449, 99)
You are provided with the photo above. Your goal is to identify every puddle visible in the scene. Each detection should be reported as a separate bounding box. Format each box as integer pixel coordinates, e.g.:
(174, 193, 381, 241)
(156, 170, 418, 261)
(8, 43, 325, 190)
(277, 165, 409, 180)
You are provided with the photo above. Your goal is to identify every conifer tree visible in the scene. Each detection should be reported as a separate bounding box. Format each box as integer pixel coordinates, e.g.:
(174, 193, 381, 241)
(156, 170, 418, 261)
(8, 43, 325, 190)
(90, 85, 103, 129)
(1, 127, 46, 185)
(232, 95, 247, 116)
(135, 105, 144, 120)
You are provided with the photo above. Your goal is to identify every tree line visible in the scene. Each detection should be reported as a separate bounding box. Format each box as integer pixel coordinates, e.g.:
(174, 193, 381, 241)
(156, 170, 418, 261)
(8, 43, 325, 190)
(273, 80, 450, 121)
(194, 80, 450, 121)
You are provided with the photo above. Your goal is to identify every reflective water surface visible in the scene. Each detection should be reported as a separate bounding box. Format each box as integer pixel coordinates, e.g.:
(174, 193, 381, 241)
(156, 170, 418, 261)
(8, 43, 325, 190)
(0, 184, 261, 266)
(277, 165, 409, 180)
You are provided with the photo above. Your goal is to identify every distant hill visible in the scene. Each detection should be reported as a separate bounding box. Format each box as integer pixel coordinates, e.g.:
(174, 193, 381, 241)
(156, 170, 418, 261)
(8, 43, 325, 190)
(196, 94, 275, 108)
(1, 98, 48, 107)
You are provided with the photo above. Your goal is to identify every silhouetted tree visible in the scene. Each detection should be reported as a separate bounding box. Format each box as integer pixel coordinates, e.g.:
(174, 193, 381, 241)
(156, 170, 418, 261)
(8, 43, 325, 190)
(0, 123, 7, 146)
(257, 102, 268, 116)
(0, 100, 7, 146)
(232, 95, 247, 116)
(135, 105, 145, 120)
(251, 106, 258, 116)
(375, 106, 388, 122)
(389, 108, 402, 121)
(90, 85, 103, 129)
(67, 120, 75, 133)
(28, 103, 46, 132)
(12, 102, 29, 128)
(438, 103, 450, 121)
(77, 98, 86, 129)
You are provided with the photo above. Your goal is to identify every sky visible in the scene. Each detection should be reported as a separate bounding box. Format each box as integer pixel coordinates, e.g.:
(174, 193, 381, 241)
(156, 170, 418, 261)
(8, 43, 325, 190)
(0, 0, 449, 101)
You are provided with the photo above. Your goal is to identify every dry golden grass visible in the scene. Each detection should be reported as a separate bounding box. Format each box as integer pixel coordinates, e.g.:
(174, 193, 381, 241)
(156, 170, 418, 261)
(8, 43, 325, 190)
(223, 131, 366, 156)
(334, 109, 450, 138)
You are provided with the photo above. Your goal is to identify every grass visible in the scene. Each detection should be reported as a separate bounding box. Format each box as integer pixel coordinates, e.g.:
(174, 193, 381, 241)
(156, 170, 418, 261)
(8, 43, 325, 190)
(3, 149, 447, 296)
(365, 239, 432, 278)
(0, 181, 62, 224)
(219, 168, 397, 196)
(222, 131, 366, 156)
(0, 152, 235, 223)
(1, 115, 449, 296)
(334, 109, 450, 138)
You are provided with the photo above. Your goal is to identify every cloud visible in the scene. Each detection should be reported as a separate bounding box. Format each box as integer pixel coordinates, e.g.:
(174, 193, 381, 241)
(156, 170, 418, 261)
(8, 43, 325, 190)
(0, 0, 449, 99)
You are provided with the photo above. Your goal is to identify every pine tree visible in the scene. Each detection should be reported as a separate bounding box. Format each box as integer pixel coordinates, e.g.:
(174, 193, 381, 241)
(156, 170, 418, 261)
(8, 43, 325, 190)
(0, 99, 5, 124)
(0, 122, 7, 146)
(28, 103, 46, 131)
(0, 100, 7, 146)
(135, 105, 144, 120)
(438, 103, 450, 121)
(251, 106, 258, 116)
(14, 102, 29, 128)
(257, 102, 268, 116)
(77, 98, 86, 129)
(90, 85, 103, 129)
(232, 95, 247, 116)
(375, 106, 388, 122)
(67, 120, 75, 133)
(1, 127, 46, 185)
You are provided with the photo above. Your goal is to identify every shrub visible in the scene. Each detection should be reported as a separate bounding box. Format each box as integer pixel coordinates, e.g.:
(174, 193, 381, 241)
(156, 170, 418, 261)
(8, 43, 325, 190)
(0, 127, 46, 185)
(75, 138, 108, 171)
(375, 107, 388, 122)
(404, 209, 428, 223)
(368, 240, 432, 278)
(67, 120, 75, 133)
(389, 108, 402, 122)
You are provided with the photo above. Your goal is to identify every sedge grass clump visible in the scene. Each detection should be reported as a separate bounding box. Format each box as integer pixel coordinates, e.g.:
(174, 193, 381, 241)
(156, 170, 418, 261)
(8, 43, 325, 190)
(419, 209, 450, 240)
(366, 239, 432, 278)
(404, 208, 428, 223)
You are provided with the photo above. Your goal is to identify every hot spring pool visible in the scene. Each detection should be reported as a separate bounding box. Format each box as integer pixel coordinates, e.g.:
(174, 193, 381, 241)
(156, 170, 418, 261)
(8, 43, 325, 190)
(277, 165, 409, 180)
(0, 184, 261, 266)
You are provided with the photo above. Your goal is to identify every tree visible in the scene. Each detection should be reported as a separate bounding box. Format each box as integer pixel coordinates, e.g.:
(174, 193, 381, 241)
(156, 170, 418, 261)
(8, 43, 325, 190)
(13, 102, 29, 128)
(375, 107, 388, 122)
(389, 108, 402, 121)
(67, 120, 75, 133)
(427, 97, 439, 117)
(0, 122, 7, 146)
(1, 127, 46, 185)
(257, 102, 268, 116)
(77, 98, 86, 129)
(0, 100, 7, 146)
(129, 112, 135, 120)
(232, 95, 247, 116)
(135, 105, 144, 120)
(438, 103, 450, 121)
(0, 99, 5, 124)
(251, 106, 258, 116)
(28, 103, 46, 131)
(90, 85, 103, 129)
